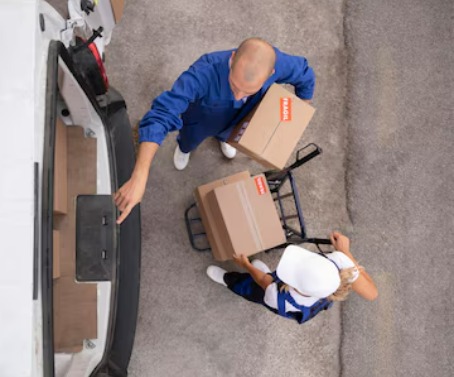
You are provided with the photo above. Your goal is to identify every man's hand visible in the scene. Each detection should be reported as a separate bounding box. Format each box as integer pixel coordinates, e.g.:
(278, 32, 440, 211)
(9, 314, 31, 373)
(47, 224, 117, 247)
(114, 175, 147, 224)
(232, 254, 251, 269)
(330, 231, 350, 254)
(114, 142, 159, 224)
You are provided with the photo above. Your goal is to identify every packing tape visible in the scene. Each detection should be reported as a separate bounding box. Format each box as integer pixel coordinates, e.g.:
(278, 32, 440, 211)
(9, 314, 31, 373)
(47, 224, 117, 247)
(236, 181, 263, 250)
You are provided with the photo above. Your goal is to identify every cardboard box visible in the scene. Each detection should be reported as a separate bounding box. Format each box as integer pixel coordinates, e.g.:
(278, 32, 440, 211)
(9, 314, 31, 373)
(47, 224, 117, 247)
(196, 173, 286, 261)
(53, 230, 61, 279)
(194, 171, 251, 258)
(110, 0, 125, 23)
(228, 84, 316, 170)
(54, 117, 68, 214)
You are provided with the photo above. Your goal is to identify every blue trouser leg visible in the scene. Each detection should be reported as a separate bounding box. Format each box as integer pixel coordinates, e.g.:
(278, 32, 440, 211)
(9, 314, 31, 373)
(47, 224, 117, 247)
(177, 124, 211, 153)
(214, 126, 235, 142)
(224, 272, 265, 304)
(177, 122, 235, 153)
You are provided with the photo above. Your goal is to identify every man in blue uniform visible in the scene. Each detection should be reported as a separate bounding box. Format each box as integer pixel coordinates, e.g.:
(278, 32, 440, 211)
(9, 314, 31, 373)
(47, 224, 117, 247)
(115, 38, 315, 224)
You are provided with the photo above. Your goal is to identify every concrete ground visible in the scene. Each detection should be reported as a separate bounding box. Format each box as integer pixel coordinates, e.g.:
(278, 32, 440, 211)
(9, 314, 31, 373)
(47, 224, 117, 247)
(49, 0, 454, 375)
(107, 1, 348, 376)
(342, 1, 453, 376)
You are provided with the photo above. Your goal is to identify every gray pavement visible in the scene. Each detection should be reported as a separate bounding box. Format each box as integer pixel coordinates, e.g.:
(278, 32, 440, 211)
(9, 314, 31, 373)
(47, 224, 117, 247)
(107, 1, 349, 376)
(342, 1, 454, 376)
(104, 0, 454, 376)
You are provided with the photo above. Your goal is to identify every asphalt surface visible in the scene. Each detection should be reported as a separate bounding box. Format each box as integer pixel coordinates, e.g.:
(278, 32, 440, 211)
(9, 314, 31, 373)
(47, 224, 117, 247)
(107, 1, 348, 376)
(342, 1, 453, 376)
(48, 0, 454, 375)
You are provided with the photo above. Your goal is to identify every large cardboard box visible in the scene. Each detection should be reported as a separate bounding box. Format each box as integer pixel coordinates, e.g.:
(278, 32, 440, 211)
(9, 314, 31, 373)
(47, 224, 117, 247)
(228, 84, 316, 170)
(196, 173, 286, 261)
(195, 171, 251, 258)
(110, 0, 125, 23)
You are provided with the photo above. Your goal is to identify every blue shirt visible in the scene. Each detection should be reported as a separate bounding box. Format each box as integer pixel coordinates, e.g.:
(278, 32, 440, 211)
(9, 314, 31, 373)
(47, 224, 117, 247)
(139, 48, 316, 144)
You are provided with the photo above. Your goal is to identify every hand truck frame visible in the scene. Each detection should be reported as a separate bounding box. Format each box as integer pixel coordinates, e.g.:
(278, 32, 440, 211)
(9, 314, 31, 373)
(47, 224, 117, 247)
(184, 143, 332, 254)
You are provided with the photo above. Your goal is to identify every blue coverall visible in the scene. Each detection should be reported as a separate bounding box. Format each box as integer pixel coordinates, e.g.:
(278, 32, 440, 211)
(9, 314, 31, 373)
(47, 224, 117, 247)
(138, 48, 315, 153)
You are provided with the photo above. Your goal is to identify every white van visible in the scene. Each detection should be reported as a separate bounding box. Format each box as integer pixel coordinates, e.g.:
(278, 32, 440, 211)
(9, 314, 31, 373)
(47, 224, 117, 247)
(0, 1, 141, 376)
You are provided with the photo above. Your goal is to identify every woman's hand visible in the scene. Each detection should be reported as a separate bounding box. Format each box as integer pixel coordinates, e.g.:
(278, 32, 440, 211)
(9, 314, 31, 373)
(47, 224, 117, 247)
(232, 254, 251, 269)
(233, 254, 273, 290)
(330, 231, 350, 254)
(330, 231, 358, 270)
(330, 232, 378, 301)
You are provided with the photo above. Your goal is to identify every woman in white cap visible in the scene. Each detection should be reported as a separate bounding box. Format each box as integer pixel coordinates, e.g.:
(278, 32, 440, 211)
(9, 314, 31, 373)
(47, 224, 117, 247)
(206, 231, 378, 324)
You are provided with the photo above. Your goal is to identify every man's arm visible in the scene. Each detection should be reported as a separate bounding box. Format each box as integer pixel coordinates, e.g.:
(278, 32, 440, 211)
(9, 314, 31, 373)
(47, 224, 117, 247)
(114, 141, 159, 224)
(274, 48, 316, 101)
(114, 59, 212, 224)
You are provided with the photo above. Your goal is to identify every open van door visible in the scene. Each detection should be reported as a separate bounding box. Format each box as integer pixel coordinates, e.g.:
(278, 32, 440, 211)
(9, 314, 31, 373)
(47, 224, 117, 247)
(0, 1, 140, 377)
(64, 0, 125, 50)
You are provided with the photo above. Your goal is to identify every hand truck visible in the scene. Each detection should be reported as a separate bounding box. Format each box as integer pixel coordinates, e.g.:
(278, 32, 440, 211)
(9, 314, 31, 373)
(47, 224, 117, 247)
(184, 143, 332, 253)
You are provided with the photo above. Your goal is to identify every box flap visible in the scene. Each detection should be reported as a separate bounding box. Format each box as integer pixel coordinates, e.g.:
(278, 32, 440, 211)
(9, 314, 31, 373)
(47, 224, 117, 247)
(262, 98, 315, 169)
(243, 175, 287, 248)
(208, 175, 286, 259)
(210, 182, 262, 256)
(194, 171, 250, 261)
(206, 187, 252, 259)
(235, 85, 282, 155)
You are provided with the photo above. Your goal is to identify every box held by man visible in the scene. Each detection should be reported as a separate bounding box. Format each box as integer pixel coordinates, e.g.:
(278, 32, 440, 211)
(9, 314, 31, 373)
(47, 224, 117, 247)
(228, 84, 316, 170)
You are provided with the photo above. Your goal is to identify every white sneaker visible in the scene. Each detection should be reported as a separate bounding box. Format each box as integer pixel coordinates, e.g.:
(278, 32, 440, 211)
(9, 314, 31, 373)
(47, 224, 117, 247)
(173, 144, 190, 170)
(206, 266, 227, 286)
(251, 259, 271, 273)
(220, 142, 237, 159)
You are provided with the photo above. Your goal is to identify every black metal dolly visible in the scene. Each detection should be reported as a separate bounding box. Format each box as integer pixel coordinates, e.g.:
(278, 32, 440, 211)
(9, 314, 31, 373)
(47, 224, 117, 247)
(184, 143, 332, 253)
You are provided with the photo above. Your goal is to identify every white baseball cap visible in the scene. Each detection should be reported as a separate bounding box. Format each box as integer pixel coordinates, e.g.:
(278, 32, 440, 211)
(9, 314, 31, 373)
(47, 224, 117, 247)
(276, 245, 341, 298)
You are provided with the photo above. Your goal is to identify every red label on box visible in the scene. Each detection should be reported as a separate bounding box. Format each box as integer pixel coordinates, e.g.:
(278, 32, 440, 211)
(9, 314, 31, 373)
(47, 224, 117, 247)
(254, 176, 267, 195)
(280, 97, 292, 121)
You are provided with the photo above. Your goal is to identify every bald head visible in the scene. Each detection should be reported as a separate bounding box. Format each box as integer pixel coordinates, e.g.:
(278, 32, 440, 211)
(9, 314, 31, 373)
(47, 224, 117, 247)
(229, 38, 276, 100)
(231, 38, 276, 82)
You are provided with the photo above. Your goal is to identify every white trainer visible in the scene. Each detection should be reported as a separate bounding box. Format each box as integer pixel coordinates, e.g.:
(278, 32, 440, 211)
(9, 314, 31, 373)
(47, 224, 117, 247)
(220, 142, 237, 159)
(251, 259, 271, 273)
(206, 266, 227, 286)
(173, 144, 190, 170)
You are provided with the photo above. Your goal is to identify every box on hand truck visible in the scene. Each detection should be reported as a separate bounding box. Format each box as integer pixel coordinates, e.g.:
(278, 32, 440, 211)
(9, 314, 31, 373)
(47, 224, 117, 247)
(186, 144, 332, 260)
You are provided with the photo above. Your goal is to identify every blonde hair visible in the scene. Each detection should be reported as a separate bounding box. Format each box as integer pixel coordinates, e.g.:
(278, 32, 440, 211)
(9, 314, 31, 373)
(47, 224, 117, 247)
(327, 266, 358, 302)
(279, 266, 361, 302)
